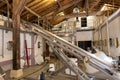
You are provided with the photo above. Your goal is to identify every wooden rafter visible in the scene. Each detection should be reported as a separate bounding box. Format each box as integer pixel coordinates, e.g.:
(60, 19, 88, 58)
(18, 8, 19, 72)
(57, 0, 62, 8)
(27, 0, 41, 7)
(0, 0, 120, 26)
(55, 0, 82, 14)
(13, 0, 28, 17)
(24, 2, 58, 21)
(25, 6, 52, 26)
(55, 12, 96, 19)
(49, 0, 82, 23)
(22, 0, 50, 16)
(90, 0, 101, 10)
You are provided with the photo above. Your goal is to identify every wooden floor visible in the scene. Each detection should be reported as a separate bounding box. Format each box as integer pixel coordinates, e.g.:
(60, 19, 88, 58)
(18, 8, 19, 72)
(4, 58, 107, 80)
(5, 59, 77, 80)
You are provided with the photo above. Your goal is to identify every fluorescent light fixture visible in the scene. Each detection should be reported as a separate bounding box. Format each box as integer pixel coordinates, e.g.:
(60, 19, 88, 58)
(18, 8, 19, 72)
(55, 0, 57, 1)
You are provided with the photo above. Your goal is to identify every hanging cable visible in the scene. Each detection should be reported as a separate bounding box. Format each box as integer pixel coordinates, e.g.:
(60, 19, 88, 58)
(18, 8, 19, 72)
(1, 15, 4, 58)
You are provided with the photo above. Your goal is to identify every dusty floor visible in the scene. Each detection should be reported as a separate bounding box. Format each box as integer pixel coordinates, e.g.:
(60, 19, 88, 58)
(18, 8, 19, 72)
(4, 58, 107, 80)
(5, 59, 77, 80)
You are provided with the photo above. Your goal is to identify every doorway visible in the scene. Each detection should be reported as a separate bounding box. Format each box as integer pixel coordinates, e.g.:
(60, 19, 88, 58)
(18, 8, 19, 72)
(78, 41, 92, 50)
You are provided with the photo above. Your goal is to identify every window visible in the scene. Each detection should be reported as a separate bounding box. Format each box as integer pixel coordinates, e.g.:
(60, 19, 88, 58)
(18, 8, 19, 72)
(81, 17, 87, 27)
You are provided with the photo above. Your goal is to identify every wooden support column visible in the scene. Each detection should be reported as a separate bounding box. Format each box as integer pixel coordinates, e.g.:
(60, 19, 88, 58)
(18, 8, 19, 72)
(45, 43, 50, 61)
(12, 14, 21, 70)
(46, 43, 50, 56)
(10, 0, 27, 78)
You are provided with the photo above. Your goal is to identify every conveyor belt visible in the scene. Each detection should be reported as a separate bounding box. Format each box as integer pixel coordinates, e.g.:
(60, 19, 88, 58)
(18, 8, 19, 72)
(22, 21, 120, 80)
(46, 41, 90, 80)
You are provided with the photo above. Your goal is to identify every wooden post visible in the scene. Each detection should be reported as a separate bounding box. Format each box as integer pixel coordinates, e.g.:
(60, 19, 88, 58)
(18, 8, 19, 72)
(10, 0, 27, 78)
(45, 43, 50, 61)
(12, 14, 21, 70)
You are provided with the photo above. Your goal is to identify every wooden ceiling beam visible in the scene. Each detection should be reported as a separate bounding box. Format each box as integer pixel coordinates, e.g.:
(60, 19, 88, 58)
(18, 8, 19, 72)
(24, 6, 52, 26)
(22, 0, 56, 17)
(27, 7, 57, 22)
(55, 0, 82, 14)
(47, 10, 108, 20)
(28, 0, 48, 10)
(25, 6, 40, 18)
(89, 0, 101, 10)
(30, 0, 56, 14)
(39, 5, 58, 16)
(57, 0, 62, 8)
(53, 12, 96, 19)
(52, 18, 65, 25)
(26, 0, 42, 7)
(29, 5, 58, 20)
(22, 0, 46, 16)
(49, 0, 82, 23)
(13, 0, 28, 17)
(23, 3, 58, 21)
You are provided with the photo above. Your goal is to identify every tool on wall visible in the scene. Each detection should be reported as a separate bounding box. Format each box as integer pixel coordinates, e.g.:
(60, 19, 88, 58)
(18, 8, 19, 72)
(25, 39, 30, 67)
(7, 41, 13, 51)
(24, 32, 30, 67)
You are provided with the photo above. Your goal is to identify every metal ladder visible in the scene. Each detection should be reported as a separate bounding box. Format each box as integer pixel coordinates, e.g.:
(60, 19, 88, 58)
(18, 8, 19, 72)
(22, 21, 120, 80)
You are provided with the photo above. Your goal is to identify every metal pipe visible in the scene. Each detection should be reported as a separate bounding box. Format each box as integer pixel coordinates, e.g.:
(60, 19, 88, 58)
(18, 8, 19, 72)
(31, 34, 35, 65)
(99, 8, 120, 29)
(2, 30, 4, 58)
(99, 28, 103, 50)
(106, 21, 110, 56)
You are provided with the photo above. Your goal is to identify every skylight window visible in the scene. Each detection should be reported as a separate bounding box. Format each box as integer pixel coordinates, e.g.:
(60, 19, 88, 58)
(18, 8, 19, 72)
(100, 4, 114, 11)
(57, 12, 65, 16)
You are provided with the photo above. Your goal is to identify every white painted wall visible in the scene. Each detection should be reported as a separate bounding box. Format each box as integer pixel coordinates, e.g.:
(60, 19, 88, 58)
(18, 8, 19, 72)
(34, 35, 44, 64)
(0, 29, 43, 70)
(76, 16, 94, 29)
(62, 36, 72, 42)
(75, 31, 93, 41)
(108, 16, 120, 57)
(20, 33, 32, 65)
(0, 30, 12, 62)
(93, 31, 99, 48)
(93, 15, 120, 57)
(0, 31, 32, 58)
(53, 16, 95, 30)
